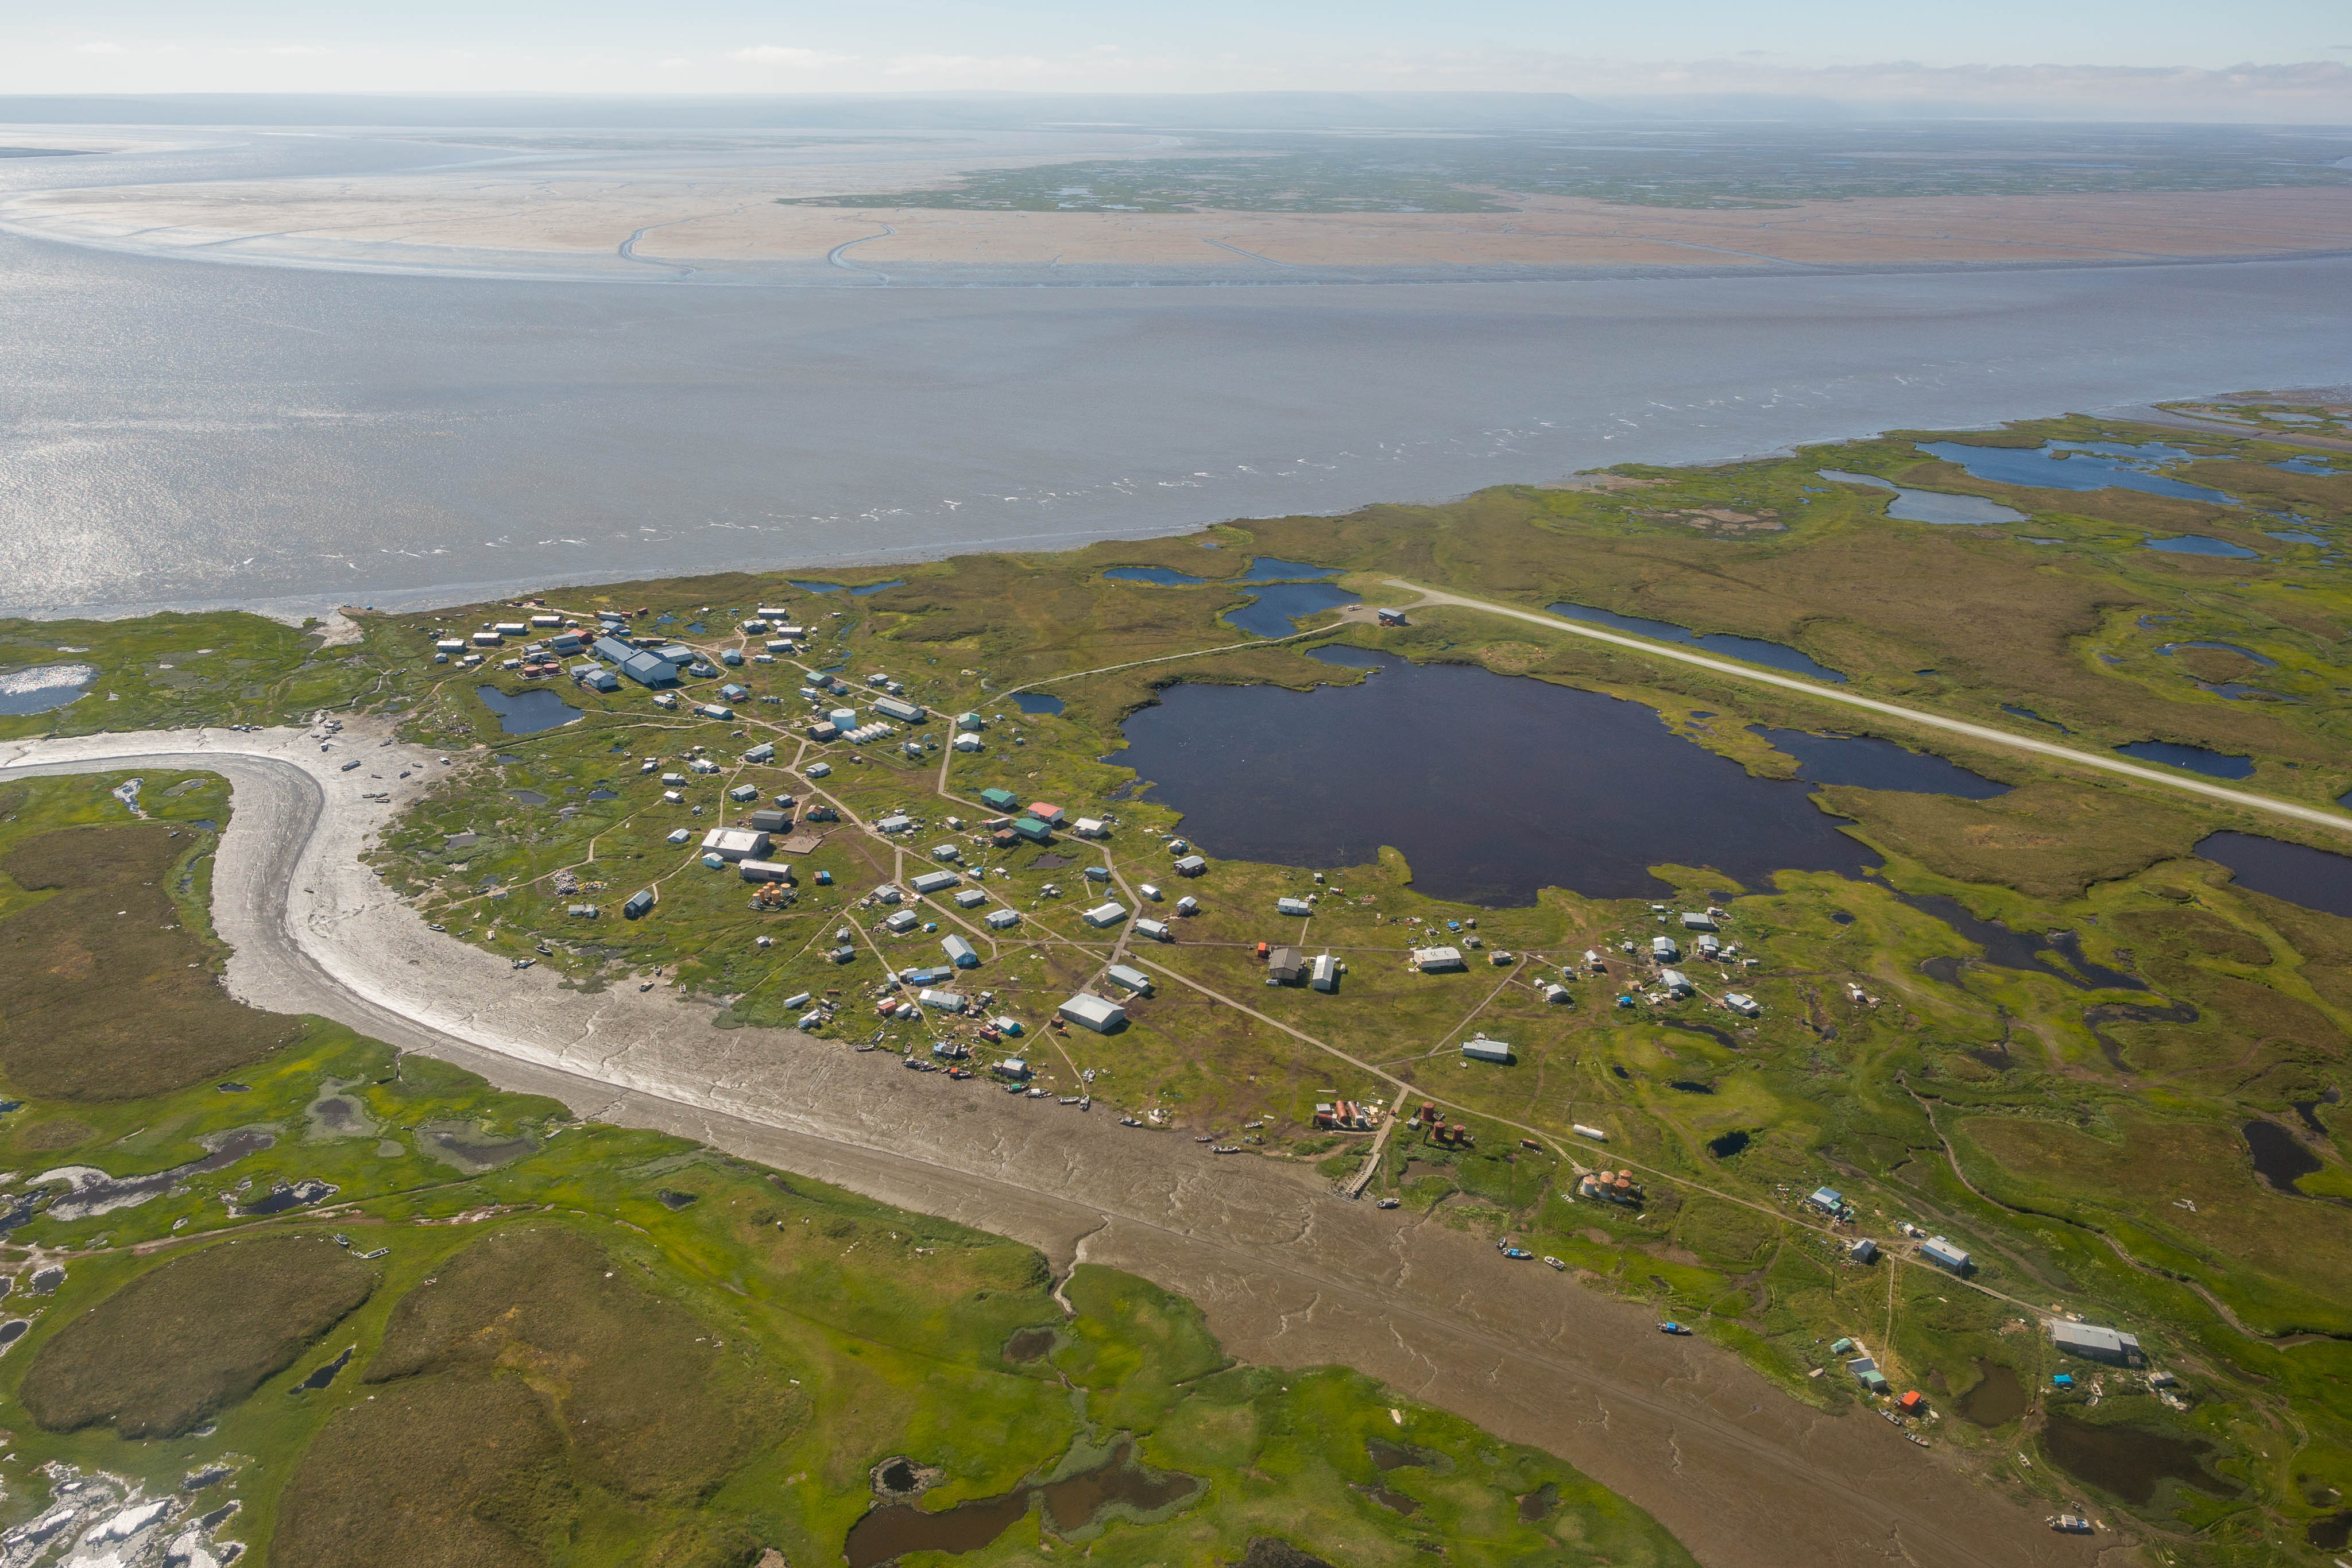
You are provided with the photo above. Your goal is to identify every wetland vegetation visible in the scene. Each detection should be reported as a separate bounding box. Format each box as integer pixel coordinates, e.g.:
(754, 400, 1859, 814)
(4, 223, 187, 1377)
(0, 779, 1692, 1567)
(6, 404, 2352, 1561)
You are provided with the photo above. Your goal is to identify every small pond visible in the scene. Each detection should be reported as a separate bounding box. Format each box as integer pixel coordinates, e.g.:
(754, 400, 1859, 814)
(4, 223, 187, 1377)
(2268, 526, 2330, 544)
(295, 1346, 354, 1392)
(2242, 1118, 2321, 1195)
(1009, 691, 1064, 716)
(790, 579, 904, 595)
(2157, 640, 2274, 667)
(2001, 704, 2071, 733)
(1119, 648, 1887, 905)
(1707, 1129, 1752, 1159)
(2195, 830, 2352, 919)
(475, 685, 581, 735)
(1899, 893, 2142, 991)
(507, 789, 549, 806)
(1752, 726, 2009, 799)
(1548, 603, 1847, 683)
(1956, 1361, 2027, 1427)
(2144, 534, 2259, 559)
(1816, 470, 2027, 525)
(32, 1129, 276, 1223)
(2041, 1412, 2238, 1505)
(1916, 440, 2237, 505)
(842, 1441, 1197, 1568)
(2114, 740, 2254, 780)
(0, 663, 99, 717)
(1229, 582, 1359, 638)
(1105, 559, 1356, 638)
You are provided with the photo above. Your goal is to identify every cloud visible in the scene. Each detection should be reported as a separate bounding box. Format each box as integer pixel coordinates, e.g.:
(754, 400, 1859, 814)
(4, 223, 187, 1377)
(264, 44, 330, 56)
(728, 45, 853, 68)
(70, 41, 125, 55)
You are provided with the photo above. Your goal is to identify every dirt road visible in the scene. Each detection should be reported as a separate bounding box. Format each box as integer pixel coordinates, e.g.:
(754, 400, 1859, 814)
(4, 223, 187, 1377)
(0, 723, 2102, 1568)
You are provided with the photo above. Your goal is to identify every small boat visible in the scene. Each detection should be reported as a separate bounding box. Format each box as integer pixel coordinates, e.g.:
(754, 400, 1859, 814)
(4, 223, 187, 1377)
(1119, 1116, 1143, 1127)
(1079, 1096, 1090, 1111)
(1658, 1322, 1692, 1335)
(1542, 1256, 1565, 1271)
(1195, 1135, 1213, 1144)
(2048, 1515, 2092, 1535)
(1376, 1197, 1401, 1209)
(1059, 1095, 1081, 1105)
(1212, 1145, 1241, 1155)
(1027, 1087, 1049, 1098)
(1500, 1247, 1533, 1260)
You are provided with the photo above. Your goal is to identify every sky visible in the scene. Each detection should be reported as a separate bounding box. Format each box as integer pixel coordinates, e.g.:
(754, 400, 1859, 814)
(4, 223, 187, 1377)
(6, 0, 2352, 119)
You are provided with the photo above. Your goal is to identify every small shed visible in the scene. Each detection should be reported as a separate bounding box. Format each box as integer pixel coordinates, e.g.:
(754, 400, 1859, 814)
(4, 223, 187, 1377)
(1310, 953, 1339, 991)
(622, 889, 655, 920)
(737, 859, 793, 884)
(1849, 1237, 1878, 1264)
(1461, 1037, 1512, 1063)
(1276, 896, 1313, 917)
(1106, 964, 1152, 994)
(1173, 854, 1207, 876)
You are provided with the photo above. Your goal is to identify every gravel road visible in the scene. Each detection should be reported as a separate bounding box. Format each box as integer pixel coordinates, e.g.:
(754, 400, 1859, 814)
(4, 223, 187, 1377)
(0, 722, 2101, 1568)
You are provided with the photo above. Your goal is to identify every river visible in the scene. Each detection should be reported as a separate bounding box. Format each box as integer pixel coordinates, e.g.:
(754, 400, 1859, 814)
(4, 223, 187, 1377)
(2, 129, 2350, 622)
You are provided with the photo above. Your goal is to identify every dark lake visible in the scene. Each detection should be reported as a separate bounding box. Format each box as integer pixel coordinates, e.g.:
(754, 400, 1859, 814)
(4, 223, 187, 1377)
(1547, 603, 1847, 683)
(2113, 740, 2254, 780)
(1102, 559, 1355, 638)
(2041, 1412, 2237, 1505)
(842, 1440, 1196, 1568)
(1916, 440, 2236, 505)
(475, 685, 581, 735)
(1009, 691, 1064, 716)
(1753, 726, 2009, 798)
(791, 579, 904, 595)
(2242, 1119, 2322, 1195)
(1898, 893, 2142, 991)
(2195, 830, 2352, 919)
(1116, 648, 1900, 904)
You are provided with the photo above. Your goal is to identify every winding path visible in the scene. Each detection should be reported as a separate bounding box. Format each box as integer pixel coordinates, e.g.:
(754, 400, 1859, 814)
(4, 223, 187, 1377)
(0, 723, 2099, 1568)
